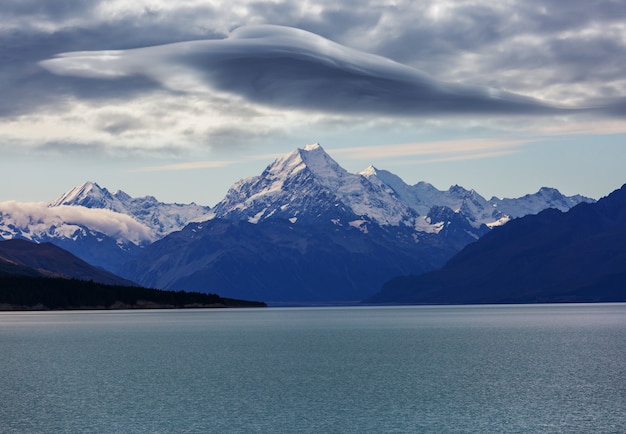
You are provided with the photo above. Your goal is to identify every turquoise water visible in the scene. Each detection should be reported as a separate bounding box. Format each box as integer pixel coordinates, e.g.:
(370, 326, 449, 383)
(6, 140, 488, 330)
(1, 304, 625, 433)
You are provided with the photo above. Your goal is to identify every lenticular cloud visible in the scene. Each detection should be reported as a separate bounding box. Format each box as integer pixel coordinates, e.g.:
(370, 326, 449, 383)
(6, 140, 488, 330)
(40, 24, 565, 116)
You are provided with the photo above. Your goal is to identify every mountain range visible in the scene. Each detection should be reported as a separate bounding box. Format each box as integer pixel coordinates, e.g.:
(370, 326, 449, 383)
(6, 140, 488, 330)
(367, 184, 626, 304)
(49, 182, 211, 239)
(208, 144, 591, 231)
(0, 143, 596, 303)
(122, 144, 592, 303)
(0, 183, 210, 272)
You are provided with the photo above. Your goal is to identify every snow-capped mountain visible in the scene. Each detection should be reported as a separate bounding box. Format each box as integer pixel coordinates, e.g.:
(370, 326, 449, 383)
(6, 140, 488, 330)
(209, 143, 419, 227)
(0, 201, 154, 247)
(0, 142, 598, 302)
(361, 166, 594, 228)
(0, 201, 152, 272)
(361, 167, 495, 231)
(121, 143, 596, 303)
(490, 187, 593, 219)
(0, 183, 210, 273)
(210, 143, 592, 233)
(50, 181, 211, 238)
(367, 183, 626, 305)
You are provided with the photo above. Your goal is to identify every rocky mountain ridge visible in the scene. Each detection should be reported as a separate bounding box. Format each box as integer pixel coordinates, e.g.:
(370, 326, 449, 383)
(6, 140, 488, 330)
(0, 184, 210, 272)
(50, 181, 211, 239)
(367, 184, 626, 304)
(121, 144, 594, 303)
(0, 143, 595, 303)
(208, 143, 592, 234)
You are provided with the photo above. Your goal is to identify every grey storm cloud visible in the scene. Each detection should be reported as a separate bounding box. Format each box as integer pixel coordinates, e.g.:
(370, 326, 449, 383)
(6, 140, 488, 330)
(40, 25, 568, 117)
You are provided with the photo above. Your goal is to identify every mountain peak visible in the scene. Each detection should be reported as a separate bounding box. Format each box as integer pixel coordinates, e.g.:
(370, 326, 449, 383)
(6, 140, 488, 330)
(536, 187, 563, 200)
(49, 181, 112, 208)
(112, 189, 131, 201)
(302, 142, 322, 152)
(448, 184, 471, 195)
(45, 181, 211, 243)
(359, 165, 378, 177)
(208, 144, 593, 230)
(491, 186, 595, 219)
(297, 143, 348, 181)
(262, 143, 349, 187)
(210, 143, 419, 226)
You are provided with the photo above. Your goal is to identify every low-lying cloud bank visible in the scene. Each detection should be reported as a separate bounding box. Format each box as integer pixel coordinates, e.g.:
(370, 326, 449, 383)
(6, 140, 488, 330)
(0, 201, 155, 245)
(41, 25, 571, 117)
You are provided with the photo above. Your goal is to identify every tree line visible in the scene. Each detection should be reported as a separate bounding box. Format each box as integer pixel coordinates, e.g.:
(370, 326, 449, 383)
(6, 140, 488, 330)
(0, 275, 266, 310)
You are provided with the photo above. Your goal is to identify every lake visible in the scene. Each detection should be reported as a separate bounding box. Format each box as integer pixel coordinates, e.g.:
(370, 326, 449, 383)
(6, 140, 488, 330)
(1, 304, 625, 433)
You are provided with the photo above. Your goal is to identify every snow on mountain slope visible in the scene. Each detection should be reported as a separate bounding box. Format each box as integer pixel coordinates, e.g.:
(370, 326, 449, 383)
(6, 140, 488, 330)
(210, 143, 592, 233)
(50, 181, 211, 238)
(50, 181, 114, 209)
(1, 180, 210, 253)
(1, 183, 210, 273)
(490, 187, 595, 219)
(361, 167, 593, 228)
(0, 201, 155, 247)
(209, 143, 419, 227)
(1, 143, 595, 280)
(362, 167, 503, 228)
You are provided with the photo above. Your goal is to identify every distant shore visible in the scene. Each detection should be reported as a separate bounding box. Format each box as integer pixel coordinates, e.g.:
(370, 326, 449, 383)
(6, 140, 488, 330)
(0, 275, 266, 311)
(0, 301, 265, 311)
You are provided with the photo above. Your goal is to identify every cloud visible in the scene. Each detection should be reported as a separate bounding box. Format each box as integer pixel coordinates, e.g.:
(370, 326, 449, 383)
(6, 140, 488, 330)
(330, 138, 528, 162)
(0, 201, 155, 244)
(352, 1, 626, 106)
(0, 91, 292, 155)
(1, 1, 623, 156)
(535, 117, 626, 137)
(131, 160, 236, 172)
(40, 25, 567, 117)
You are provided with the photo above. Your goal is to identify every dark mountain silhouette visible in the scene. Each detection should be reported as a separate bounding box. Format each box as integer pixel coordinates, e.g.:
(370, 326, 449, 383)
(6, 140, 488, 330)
(0, 239, 266, 310)
(0, 256, 45, 277)
(366, 184, 626, 304)
(0, 239, 137, 286)
(121, 218, 456, 304)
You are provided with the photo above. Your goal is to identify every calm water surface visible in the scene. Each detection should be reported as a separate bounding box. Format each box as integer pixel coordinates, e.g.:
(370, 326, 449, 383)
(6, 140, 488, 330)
(1, 304, 625, 433)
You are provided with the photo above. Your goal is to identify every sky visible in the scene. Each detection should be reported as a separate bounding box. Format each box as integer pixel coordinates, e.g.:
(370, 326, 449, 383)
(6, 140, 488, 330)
(1, 0, 625, 206)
